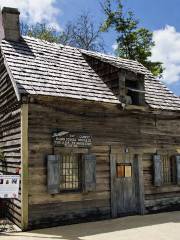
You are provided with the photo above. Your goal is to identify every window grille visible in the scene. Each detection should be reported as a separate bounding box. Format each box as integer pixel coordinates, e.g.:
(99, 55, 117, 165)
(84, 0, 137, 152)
(161, 155, 176, 185)
(59, 154, 81, 191)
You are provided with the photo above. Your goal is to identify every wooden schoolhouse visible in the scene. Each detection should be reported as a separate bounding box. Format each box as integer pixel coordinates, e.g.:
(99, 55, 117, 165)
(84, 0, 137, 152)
(1, 7, 180, 231)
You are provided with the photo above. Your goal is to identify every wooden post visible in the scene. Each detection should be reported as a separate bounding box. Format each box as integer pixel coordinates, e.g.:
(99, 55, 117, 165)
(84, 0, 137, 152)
(135, 154, 145, 215)
(137, 74, 145, 105)
(110, 154, 118, 218)
(118, 70, 126, 103)
(21, 103, 29, 230)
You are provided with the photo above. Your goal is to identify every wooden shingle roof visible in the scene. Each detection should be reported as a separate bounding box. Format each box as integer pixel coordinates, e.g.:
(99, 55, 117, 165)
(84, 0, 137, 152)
(80, 49, 180, 111)
(1, 36, 180, 111)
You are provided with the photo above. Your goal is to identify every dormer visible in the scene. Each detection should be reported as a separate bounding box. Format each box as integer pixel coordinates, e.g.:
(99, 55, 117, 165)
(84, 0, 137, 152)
(82, 53, 146, 108)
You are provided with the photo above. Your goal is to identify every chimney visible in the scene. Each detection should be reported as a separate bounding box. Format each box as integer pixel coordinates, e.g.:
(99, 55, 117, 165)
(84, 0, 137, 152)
(0, 7, 21, 42)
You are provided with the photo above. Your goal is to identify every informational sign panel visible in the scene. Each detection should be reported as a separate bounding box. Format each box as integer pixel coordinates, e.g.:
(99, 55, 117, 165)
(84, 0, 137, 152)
(53, 131, 92, 147)
(0, 175, 20, 199)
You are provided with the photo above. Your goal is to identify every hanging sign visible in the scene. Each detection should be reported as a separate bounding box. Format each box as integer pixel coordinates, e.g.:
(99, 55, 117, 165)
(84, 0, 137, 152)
(0, 175, 20, 199)
(53, 131, 92, 147)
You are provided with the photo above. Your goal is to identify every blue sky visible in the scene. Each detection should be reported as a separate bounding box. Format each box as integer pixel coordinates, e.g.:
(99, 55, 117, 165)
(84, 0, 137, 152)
(57, 0, 180, 32)
(1, 0, 180, 96)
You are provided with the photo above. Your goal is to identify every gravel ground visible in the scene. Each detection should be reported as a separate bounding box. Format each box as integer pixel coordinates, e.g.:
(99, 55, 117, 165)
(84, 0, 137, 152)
(0, 211, 180, 240)
(0, 219, 19, 233)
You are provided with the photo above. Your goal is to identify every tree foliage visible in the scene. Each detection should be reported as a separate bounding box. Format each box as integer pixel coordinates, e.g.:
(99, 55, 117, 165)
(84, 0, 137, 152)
(61, 13, 104, 51)
(101, 0, 164, 77)
(21, 13, 105, 52)
(21, 23, 59, 43)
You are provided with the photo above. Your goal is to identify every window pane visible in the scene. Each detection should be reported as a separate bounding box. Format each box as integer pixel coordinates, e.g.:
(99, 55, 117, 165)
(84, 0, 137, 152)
(116, 164, 132, 178)
(116, 165, 125, 177)
(125, 165, 132, 177)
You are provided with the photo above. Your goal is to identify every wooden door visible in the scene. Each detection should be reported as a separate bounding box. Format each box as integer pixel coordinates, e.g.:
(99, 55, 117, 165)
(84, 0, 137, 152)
(110, 153, 142, 217)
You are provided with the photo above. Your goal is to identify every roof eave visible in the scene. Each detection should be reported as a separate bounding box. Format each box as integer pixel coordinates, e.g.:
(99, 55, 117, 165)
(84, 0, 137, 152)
(2, 53, 21, 101)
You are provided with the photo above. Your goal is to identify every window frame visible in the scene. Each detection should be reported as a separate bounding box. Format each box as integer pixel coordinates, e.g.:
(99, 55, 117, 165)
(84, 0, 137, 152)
(116, 163, 132, 178)
(154, 154, 177, 187)
(125, 79, 145, 106)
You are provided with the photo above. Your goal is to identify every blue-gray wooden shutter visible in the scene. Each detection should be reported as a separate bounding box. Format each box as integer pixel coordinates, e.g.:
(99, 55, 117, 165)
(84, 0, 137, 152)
(153, 155, 162, 187)
(47, 155, 60, 194)
(83, 154, 96, 192)
(176, 156, 180, 185)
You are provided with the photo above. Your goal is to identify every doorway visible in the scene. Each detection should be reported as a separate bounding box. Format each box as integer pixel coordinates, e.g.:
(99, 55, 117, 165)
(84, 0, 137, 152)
(110, 153, 144, 217)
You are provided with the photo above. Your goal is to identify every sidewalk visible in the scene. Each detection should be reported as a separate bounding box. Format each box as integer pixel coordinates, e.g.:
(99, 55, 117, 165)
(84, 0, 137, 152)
(0, 211, 180, 240)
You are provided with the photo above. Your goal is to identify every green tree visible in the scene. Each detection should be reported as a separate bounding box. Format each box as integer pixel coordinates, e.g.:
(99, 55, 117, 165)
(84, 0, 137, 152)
(101, 0, 164, 77)
(21, 23, 59, 43)
(21, 13, 105, 52)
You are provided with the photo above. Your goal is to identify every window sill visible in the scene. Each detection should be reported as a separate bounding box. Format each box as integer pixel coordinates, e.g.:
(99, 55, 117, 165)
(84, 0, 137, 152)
(59, 189, 81, 194)
(125, 105, 148, 111)
(161, 183, 177, 187)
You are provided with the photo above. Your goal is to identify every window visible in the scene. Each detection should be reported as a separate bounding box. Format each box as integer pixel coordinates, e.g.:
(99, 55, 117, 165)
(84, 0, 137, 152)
(125, 80, 145, 106)
(153, 154, 177, 186)
(59, 154, 81, 191)
(161, 155, 176, 185)
(47, 153, 96, 194)
(116, 163, 132, 178)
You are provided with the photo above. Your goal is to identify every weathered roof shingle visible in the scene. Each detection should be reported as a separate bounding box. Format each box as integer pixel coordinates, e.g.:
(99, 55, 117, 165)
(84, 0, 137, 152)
(1, 36, 180, 111)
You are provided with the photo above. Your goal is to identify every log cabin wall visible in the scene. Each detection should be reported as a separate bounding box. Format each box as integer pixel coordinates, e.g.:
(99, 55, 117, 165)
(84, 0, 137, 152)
(0, 55, 22, 227)
(143, 151, 180, 213)
(28, 99, 112, 229)
(85, 52, 180, 214)
(140, 113, 180, 212)
(28, 96, 180, 229)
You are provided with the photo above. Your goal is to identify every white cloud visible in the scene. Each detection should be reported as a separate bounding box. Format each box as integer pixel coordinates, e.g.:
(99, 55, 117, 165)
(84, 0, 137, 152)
(112, 42, 118, 51)
(151, 25, 180, 84)
(0, 0, 61, 30)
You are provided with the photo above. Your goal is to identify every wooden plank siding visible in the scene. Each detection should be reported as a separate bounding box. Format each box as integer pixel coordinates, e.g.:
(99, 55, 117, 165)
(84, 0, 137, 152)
(27, 96, 180, 229)
(0, 55, 22, 227)
(143, 152, 180, 212)
(28, 109, 111, 229)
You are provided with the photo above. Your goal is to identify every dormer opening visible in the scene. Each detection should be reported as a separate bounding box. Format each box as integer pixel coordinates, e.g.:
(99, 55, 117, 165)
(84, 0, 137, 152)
(119, 70, 145, 106)
(125, 78, 145, 106)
